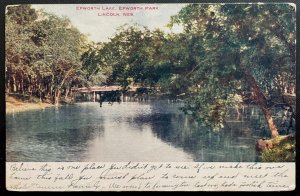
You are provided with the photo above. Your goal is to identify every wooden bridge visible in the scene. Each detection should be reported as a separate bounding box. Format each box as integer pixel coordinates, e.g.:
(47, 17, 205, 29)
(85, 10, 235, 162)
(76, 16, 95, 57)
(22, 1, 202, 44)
(71, 85, 151, 102)
(72, 85, 138, 93)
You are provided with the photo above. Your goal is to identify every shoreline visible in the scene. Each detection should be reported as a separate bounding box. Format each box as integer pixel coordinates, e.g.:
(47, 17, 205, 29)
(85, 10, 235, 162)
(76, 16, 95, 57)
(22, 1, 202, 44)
(6, 96, 54, 114)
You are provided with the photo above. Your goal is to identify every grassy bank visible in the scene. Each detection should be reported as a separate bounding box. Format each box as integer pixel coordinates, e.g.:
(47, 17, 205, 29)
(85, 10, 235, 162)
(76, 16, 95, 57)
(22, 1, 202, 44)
(6, 95, 54, 114)
(261, 135, 295, 162)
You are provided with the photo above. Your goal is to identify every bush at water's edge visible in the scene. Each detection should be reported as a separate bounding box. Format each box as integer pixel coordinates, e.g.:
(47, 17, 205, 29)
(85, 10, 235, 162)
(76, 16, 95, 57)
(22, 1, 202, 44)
(261, 135, 295, 162)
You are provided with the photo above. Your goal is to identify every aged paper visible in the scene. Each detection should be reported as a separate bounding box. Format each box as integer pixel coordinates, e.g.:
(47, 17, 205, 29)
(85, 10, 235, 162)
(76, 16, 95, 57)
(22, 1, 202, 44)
(5, 2, 296, 192)
(6, 162, 295, 191)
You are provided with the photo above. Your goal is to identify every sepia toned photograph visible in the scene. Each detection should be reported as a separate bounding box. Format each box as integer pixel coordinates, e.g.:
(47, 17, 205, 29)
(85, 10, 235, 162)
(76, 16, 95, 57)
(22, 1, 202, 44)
(5, 3, 295, 164)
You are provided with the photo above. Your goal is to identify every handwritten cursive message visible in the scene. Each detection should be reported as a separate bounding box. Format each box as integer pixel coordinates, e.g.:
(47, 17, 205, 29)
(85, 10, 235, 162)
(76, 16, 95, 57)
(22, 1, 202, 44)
(6, 162, 295, 191)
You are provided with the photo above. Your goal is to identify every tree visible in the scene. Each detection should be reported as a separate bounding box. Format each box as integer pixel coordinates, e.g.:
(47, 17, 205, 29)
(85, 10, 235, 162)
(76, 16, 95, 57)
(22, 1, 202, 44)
(35, 13, 87, 105)
(5, 5, 38, 94)
(168, 4, 295, 137)
(81, 42, 110, 86)
(95, 24, 170, 88)
(5, 5, 88, 105)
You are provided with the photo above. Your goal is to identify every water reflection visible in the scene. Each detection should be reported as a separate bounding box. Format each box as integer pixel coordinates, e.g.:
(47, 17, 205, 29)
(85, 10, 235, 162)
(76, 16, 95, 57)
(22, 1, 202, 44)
(6, 100, 266, 162)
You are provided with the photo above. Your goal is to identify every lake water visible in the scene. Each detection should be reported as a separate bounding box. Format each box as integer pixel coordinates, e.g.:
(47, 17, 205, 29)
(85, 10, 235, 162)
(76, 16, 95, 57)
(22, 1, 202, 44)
(6, 100, 268, 162)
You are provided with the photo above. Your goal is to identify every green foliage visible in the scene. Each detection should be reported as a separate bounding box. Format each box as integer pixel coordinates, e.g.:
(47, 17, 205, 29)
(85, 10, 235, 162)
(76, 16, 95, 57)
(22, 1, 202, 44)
(5, 5, 39, 93)
(6, 4, 37, 25)
(261, 136, 295, 162)
(5, 5, 88, 104)
(167, 4, 295, 131)
(94, 24, 172, 88)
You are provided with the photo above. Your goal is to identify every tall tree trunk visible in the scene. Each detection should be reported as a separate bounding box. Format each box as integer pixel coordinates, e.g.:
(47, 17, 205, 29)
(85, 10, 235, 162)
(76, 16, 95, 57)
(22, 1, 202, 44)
(244, 71, 279, 138)
(55, 68, 74, 105)
(54, 88, 61, 106)
(38, 84, 42, 102)
(12, 75, 17, 92)
(21, 77, 24, 95)
(65, 88, 69, 99)
(6, 77, 10, 93)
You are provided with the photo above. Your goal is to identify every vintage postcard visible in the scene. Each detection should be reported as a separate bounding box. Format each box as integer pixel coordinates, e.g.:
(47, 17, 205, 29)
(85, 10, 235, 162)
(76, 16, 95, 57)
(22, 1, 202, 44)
(5, 1, 296, 191)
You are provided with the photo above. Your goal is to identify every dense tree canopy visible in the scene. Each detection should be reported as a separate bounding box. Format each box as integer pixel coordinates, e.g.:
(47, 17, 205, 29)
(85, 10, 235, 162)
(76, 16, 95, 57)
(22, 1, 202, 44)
(90, 25, 172, 88)
(167, 4, 295, 136)
(6, 5, 87, 105)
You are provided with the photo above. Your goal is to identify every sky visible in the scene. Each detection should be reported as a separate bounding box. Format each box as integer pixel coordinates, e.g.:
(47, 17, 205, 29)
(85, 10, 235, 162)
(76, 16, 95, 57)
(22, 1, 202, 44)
(32, 4, 187, 43)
